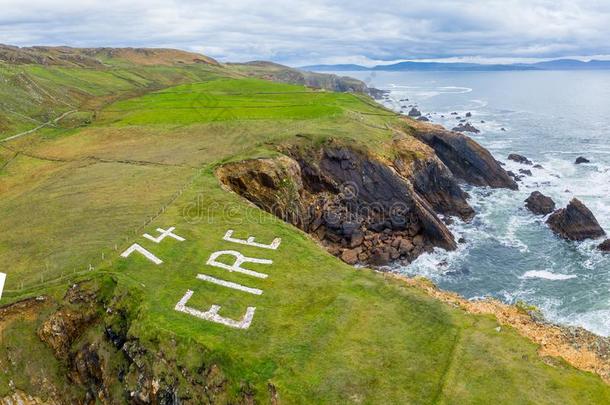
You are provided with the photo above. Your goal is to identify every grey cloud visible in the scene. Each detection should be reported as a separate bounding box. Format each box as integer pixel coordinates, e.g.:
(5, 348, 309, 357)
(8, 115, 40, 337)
(2, 0, 610, 65)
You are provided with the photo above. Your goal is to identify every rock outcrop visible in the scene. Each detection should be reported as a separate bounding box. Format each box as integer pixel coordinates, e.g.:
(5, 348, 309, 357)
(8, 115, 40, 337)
(408, 120, 518, 190)
(525, 191, 556, 215)
(32, 280, 237, 404)
(451, 122, 480, 133)
(508, 153, 533, 165)
(216, 156, 306, 228)
(218, 140, 457, 267)
(37, 283, 101, 360)
(408, 107, 422, 117)
(546, 198, 606, 241)
(598, 239, 610, 252)
(391, 137, 474, 221)
(519, 168, 532, 176)
(575, 156, 590, 164)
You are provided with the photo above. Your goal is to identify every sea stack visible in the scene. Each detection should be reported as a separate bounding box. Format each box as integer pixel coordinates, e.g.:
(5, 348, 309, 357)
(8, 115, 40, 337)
(546, 198, 606, 241)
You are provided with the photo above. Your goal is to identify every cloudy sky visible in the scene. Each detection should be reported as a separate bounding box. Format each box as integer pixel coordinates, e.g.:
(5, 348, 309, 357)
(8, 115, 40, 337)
(2, 0, 610, 66)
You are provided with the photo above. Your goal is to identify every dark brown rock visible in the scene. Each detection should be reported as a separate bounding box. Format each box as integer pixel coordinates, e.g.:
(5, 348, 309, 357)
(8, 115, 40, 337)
(525, 191, 556, 215)
(598, 239, 610, 252)
(519, 168, 533, 176)
(411, 123, 518, 190)
(370, 250, 391, 266)
(452, 122, 480, 133)
(408, 107, 422, 117)
(38, 284, 99, 360)
(508, 153, 533, 165)
(350, 230, 364, 248)
(546, 198, 606, 241)
(398, 239, 414, 254)
(341, 249, 360, 265)
(392, 138, 475, 221)
(219, 142, 457, 268)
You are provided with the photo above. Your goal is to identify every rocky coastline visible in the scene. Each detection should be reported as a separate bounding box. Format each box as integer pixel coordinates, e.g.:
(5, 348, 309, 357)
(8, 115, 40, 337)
(216, 116, 522, 268)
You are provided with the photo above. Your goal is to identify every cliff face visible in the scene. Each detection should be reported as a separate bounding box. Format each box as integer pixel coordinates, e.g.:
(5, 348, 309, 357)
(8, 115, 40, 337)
(408, 120, 518, 190)
(390, 137, 475, 221)
(25, 280, 243, 404)
(216, 119, 519, 268)
(218, 140, 456, 268)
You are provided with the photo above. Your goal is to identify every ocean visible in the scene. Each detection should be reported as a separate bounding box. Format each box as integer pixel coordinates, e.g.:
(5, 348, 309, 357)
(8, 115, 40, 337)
(332, 70, 610, 336)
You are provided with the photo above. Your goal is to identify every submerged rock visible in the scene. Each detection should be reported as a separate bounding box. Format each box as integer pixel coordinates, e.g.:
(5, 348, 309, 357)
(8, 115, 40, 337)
(546, 198, 606, 241)
(519, 168, 533, 176)
(508, 153, 533, 165)
(525, 191, 555, 215)
(411, 122, 518, 190)
(575, 156, 590, 164)
(598, 239, 610, 252)
(507, 170, 522, 182)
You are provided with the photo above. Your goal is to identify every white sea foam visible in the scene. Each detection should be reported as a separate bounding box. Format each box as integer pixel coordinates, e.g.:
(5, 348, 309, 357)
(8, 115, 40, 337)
(386, 84, 472, 97)
(382, 78, 610, 337)
(520, 270, 577, 281)
(559, 309, 610, 337)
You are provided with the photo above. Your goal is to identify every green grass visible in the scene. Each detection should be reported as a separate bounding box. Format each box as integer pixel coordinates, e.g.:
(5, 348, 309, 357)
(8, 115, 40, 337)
(97, 78, 392, 125)
(0, 61, 232, 140)
(1, 73, 609, 403)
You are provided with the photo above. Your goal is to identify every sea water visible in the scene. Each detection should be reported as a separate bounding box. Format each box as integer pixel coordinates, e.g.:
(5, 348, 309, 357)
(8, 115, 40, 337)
(332, 70, 610, 336)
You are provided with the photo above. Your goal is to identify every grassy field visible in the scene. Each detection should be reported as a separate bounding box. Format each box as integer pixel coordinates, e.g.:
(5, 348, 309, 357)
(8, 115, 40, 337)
(0, 60, 231, 140)
(1, 71, 609, 403)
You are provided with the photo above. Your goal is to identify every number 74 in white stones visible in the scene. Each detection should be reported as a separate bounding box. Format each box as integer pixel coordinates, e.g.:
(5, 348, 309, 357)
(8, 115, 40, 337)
(120, 243, 163, 265)
(144, 227, 185, 243)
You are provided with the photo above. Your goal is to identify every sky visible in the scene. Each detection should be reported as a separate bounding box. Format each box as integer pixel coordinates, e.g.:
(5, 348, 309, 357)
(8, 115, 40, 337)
(2, 0, 610, 66)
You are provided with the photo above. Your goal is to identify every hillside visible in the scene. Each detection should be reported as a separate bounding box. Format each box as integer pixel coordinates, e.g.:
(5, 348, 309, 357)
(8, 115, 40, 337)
(0, 47, 609, 404)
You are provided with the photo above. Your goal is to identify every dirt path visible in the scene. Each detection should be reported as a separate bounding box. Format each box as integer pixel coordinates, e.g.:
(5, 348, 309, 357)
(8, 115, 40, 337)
(0, 110, 77, 143)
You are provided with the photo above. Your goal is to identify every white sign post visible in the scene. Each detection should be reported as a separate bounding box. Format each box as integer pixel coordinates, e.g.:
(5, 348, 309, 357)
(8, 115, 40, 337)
(0, 273, 6, 301)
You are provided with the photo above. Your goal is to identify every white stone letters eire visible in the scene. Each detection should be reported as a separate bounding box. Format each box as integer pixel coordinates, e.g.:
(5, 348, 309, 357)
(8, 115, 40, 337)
(175, 230, 281, 330)
(144, 227, 185, 243)
(175, 290, 256, 329)
(121, 243, 163, 265)
(223, 230, 281, 250)
(197, 273, 263, 295)
(206, 250, 271, 279)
